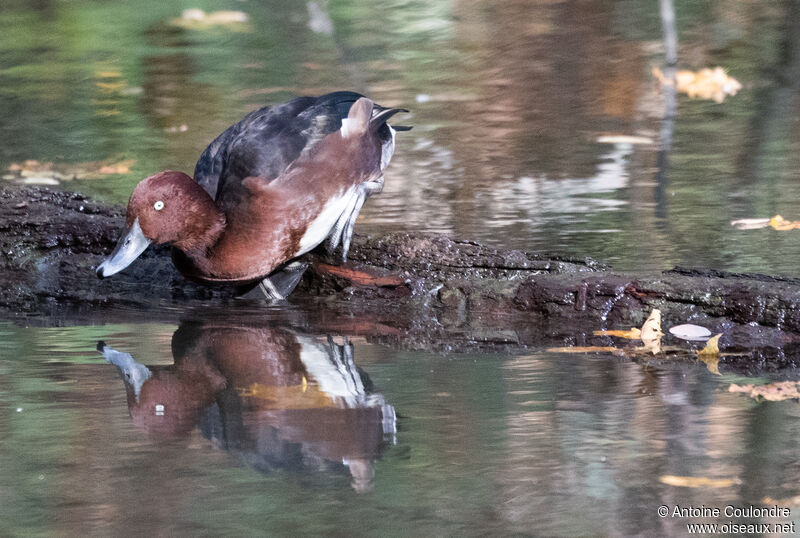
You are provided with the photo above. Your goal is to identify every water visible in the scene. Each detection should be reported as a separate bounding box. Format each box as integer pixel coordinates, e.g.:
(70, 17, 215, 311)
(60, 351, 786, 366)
(3, 0, 800, 535)
(2, 311, 800, 535)
(3, 0, 800, 273)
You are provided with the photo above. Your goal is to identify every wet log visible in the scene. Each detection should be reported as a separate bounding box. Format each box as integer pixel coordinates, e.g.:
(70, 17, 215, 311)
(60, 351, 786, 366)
(3, 185, 800, 369)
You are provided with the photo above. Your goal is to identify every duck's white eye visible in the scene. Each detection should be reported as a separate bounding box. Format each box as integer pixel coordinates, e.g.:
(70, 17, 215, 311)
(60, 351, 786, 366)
(154, 201, 164, 211)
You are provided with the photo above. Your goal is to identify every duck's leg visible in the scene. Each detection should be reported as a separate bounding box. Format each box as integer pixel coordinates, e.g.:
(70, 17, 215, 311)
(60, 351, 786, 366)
(258, 260, 309, 301)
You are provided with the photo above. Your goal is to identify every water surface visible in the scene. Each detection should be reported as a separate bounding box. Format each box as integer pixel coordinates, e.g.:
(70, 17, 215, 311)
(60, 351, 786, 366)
(3, 312, 800, 536)
(2, 0, 800, 272)
(2, 0, 800, 535)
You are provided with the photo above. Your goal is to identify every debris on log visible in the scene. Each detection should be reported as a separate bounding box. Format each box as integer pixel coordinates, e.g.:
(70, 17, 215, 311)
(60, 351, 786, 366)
(3, 185, 800, 369)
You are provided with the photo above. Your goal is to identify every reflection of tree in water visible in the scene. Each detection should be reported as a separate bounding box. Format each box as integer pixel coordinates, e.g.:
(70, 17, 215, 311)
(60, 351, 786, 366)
(99, 320, 396, 493)
(492, 355, 765, 535)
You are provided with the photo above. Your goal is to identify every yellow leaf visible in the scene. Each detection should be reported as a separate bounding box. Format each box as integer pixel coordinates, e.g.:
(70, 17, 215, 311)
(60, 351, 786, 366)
(728, 383, 755, 394)
(698, 354, 721, 375)
(546, 346, 620, 353)
(697, 334, 721, 356)
(729, 381, 800, 401)
(95, 81, 126, 94)
(659, 475, 740, 488)
(641, 309, 664, 342)
(593, 328, 641, 339)
(640, 338, 662, 355)
(170, 9, 251, 30)
(653, 66, 742, 103)
(769, 215, 800, 231)
(763, 495, 800, 507)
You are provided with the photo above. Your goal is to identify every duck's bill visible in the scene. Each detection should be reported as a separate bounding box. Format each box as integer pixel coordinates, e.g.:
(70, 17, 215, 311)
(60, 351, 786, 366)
(96, 218, 151, 279)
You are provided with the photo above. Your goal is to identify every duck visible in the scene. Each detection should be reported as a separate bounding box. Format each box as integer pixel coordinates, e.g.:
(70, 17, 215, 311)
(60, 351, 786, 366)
(96, 92, 408, 300)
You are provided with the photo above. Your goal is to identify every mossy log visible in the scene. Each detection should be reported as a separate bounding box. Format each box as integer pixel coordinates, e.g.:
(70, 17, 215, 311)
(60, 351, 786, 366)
(3, 185, 800, 369)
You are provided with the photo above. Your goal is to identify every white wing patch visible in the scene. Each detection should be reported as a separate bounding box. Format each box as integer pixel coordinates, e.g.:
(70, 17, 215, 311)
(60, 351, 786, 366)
(297, 186, 358, 256)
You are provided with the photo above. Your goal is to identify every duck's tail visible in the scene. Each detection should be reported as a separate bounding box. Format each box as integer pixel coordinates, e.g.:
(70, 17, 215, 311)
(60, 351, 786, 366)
(370, 107, 409, 131)
(341, 98, 410, 138)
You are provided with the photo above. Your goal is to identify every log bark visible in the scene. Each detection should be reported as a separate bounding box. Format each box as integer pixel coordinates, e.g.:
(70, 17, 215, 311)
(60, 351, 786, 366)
(3, 185, 800, 370)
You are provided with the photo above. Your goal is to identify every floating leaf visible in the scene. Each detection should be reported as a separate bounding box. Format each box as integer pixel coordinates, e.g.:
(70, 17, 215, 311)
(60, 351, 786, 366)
(593, 328, 642, 339)
(698, 354, 721, 375)
(769, 215, 800, 231)
(95, 70, 122, 78)
(170, 9, 251, 30)
(641, 309, 664, 343)
(546, 346, 620, 354)
(96, 160, 135, 174)
(4, 158, 135, 182)
(731, 215, 800, 231)
(669, 324, 712, 341)
(697, 334, 721, 356)
(729, 381, 800, 401)
(763, 495, 800, 507)
(660, 475, 740, 488)
(653, 66, 742, 103)
(641, 337, 662, 355)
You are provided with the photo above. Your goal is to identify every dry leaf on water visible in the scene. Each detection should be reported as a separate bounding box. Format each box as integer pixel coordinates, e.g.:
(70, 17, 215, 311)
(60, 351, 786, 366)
(171, 9, 251, 30)
(640, 337, 662, 355)
(698, 355, 721, 376)
(730, 215, 800, 231)
(546, 346, 620, 354)
(96, 160, 134, 174)
(4, 159, 135, 183)
(729, 381, 800, 401)
(697, 334, 721, 356)
(640, 309, 664, 342)
(763, 495, 800, 507)
(769, 215, 800, 231)
(593, 309, 663, 355)
(594, 309, 663, 341)
(660, 475, 740, 488)
(695, 334, 723, 375)
(593, 328, 642, 339)
(653, 66, 742, 103)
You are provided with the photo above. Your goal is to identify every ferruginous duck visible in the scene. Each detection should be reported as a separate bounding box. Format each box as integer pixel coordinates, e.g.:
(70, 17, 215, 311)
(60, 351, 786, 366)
(96, 94, 407, 300)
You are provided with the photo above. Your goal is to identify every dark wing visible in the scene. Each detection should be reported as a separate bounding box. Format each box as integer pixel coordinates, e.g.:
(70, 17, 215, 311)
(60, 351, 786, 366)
(193, 91, 367, 206)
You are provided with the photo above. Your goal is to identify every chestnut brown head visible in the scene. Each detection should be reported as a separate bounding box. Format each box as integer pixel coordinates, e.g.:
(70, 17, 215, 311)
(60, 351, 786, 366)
(96, 171, 224, 279)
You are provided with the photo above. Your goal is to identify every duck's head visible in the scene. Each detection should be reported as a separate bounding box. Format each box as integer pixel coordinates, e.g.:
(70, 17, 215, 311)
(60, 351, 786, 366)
(96, 170, 225, 279)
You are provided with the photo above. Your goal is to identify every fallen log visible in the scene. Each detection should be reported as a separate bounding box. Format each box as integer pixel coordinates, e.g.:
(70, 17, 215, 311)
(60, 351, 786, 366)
(3, 185, 800, 369)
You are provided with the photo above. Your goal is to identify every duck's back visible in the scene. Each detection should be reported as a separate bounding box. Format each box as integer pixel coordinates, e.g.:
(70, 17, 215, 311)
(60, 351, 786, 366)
(193, 91, 366, 206)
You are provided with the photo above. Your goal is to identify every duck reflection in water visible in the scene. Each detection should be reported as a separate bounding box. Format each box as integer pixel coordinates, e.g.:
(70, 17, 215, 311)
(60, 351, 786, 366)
(97, 320, 396, 492)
